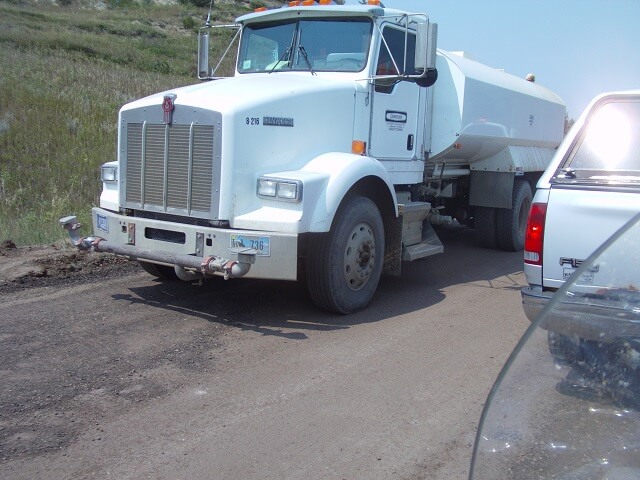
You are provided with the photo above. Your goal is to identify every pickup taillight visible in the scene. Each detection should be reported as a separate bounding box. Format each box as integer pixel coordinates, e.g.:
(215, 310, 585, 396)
(524, 203, 547, 266)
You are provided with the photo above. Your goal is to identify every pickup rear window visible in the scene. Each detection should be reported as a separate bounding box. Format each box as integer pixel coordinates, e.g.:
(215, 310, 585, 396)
(554, 97, 640, 185)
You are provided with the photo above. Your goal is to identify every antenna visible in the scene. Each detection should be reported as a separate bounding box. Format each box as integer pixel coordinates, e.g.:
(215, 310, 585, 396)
(205, 0, 213, 27)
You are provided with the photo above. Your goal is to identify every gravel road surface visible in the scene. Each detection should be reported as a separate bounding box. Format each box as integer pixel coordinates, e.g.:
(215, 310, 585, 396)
(0, 226, 529, 479)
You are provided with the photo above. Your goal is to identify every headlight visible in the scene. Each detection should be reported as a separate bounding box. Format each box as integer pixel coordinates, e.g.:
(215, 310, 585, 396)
(101, 164, 118, 183)
(257, 178, 277, 197)
(257, 177, 302, 202)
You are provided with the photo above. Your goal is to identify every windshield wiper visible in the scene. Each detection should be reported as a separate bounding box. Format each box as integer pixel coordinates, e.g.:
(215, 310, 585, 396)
(269, 28, 296, 74)
(298, 45, 316, 75)
(268, 46, 291, 74)
(558, 167, 577, 179)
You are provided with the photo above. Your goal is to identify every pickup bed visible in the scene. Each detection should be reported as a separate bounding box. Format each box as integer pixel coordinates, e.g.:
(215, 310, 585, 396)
(521, 90, 640, 323)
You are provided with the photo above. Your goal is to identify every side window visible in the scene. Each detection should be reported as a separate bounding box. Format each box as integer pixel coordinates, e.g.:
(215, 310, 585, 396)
(375, 26, 416, 93)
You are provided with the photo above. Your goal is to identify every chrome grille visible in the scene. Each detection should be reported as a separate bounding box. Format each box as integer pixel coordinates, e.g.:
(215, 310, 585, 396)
(125, 122, 215, 216)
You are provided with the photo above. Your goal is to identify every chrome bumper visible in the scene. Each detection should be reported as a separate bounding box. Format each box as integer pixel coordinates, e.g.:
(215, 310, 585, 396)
(60, 208, 299, 281)
(522, 286, 640, 342)
(521, 286, 553, 323)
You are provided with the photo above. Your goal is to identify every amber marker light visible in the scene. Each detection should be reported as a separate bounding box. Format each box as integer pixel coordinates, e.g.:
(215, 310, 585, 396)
(254, 6, 267, 11)
(302, 0, 315, 5)
(352, 140, 367, 155)
(319, 0, 332, 4)
(368, 0, 381, 5)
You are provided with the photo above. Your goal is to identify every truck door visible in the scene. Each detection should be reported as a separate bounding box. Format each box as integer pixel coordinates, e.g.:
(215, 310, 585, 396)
(370, 26, 424, 160)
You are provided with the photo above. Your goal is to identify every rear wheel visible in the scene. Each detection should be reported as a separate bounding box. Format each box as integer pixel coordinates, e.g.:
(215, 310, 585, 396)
(497, 180, 532, 251)
(139, 261, 179, 281)
(306, 195, 384, 314)
(548, 331, 582, 365)
(474, 206, 498, 249)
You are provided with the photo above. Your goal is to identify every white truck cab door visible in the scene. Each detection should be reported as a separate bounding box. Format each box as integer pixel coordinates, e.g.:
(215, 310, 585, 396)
(370, 81, 423, 160)
(369, 26, 424, 161)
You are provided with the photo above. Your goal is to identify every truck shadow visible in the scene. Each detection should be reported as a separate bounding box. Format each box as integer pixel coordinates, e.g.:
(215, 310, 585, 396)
(114, 225, 525, 339)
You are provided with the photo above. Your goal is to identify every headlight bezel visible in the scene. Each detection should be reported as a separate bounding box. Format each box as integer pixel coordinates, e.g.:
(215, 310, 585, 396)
(257, 177, 303, 203)
(101, 164, 118, 183)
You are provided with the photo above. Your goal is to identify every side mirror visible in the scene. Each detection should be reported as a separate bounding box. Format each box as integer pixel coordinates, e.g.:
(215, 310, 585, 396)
(415, 22, 438, 72)
(416, 68, 438, 88)
(415, 22, 438, 87)
(197, 28, 210, 79)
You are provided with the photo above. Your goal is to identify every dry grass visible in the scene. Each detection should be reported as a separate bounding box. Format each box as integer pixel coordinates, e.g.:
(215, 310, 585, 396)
(0, 1, 243, 245)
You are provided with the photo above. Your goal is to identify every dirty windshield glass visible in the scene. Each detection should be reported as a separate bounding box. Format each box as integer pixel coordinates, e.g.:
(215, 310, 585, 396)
(557, 97, 640, 184)
(238, 18, 372, 73)
(470, 213, 640, 479)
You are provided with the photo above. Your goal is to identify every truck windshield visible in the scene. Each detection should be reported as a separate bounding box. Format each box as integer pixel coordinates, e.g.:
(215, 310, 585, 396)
(556, 98, 640, 185)
(238, 18, 372, 73)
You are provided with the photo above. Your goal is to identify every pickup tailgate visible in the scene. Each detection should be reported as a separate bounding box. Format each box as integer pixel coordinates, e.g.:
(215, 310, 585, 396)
(542, 186, 640, 289)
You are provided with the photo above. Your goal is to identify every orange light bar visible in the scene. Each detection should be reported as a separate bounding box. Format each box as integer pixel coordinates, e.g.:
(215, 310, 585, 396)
(368, 0, 381, 5)
(254, 6, 267, 11)
(352, 140, 367, 155)
(302, 0, 315, 5)
(288, 1, 301, 5)
(318, 0, 332, 4)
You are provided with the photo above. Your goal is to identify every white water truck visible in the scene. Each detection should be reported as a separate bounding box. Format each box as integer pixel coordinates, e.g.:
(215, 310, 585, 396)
(62, 0, 565, 313)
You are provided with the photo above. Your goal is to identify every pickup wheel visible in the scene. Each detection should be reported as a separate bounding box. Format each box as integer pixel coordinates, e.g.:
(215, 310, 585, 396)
(496, 180, 532, 251)
(305, 195, 384, 314)
(139, 261, 179, 281)
(474, 207, 498, 249)
(548, 331, 583, 365)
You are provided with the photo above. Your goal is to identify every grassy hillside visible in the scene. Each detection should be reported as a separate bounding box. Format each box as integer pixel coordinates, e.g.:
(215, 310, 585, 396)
(0, 0, 253, 245)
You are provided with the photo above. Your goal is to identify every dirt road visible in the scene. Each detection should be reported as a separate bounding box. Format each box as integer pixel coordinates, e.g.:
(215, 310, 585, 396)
(0, 227, 529, 479)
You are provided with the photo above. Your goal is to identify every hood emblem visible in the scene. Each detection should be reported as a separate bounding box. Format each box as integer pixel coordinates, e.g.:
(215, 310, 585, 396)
(162, 94, 177, 124)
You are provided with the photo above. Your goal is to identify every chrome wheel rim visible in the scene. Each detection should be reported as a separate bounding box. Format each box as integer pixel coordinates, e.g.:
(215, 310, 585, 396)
(343, 222, 376, 291)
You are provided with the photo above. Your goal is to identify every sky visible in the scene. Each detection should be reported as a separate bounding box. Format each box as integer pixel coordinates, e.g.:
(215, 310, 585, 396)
(345, 0, 640, 119)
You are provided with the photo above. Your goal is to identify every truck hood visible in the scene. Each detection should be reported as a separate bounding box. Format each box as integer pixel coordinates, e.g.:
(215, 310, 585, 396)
(120, 73, 361, 114)
(118, 73, 365, 226)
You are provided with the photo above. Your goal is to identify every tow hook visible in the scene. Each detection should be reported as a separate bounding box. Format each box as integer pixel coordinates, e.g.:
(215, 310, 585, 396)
(59, 216, 105, 251)
(59, 215, 257, 279)
(201, 249, 255, 280)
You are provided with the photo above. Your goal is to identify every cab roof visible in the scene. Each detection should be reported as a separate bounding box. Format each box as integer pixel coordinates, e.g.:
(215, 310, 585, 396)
(236, 4, 403, 24)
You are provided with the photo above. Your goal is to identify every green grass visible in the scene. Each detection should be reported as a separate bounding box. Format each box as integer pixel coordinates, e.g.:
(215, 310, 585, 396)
(0, 1, 246, 245)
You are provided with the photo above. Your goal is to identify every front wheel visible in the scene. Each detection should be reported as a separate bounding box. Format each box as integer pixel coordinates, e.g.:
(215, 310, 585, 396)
(139, 261, 179, 281)
(305, 195, 385, 314)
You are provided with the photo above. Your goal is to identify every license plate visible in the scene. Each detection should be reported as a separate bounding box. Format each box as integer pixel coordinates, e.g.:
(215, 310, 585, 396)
(230, 234, 270, 256)
(96, 213, 109, 233)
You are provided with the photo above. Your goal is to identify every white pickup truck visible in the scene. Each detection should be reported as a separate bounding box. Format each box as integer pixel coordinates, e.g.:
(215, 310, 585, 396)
(521, 90, 640, 331)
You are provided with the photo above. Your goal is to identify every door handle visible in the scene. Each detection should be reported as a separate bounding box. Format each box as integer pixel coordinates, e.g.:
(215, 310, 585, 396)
(407, 134, 414, 150)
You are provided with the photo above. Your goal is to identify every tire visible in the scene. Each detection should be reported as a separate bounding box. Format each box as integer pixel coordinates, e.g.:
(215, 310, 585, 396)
(548, 331, 582, 365)
(496, 180, 532, 251)
(305, 195, 385, 314)
(139, 261, 179, 281)
(474, 206, 498, 249)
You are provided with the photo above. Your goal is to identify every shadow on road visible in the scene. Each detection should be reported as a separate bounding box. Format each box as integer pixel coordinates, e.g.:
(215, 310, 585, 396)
(113, 225, 525, 339)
